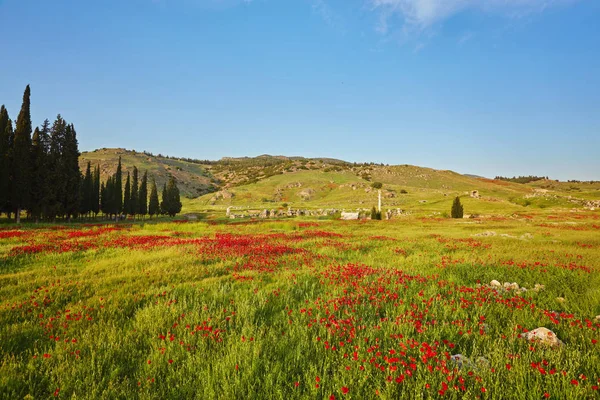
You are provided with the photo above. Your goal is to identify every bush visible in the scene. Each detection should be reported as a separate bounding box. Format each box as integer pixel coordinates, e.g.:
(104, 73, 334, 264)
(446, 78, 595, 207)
(371, 206, 382, 220)
(371, 182, 383, 189)
(400, 189, 408, 194)
(451, 197, 464, 219)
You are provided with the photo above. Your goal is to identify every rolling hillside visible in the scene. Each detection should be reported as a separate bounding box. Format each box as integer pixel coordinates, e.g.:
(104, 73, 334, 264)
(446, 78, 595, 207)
(80, 148, 600, 215)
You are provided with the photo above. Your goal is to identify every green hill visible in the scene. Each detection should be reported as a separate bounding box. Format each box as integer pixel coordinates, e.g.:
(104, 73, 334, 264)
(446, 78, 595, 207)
(79, 148, 218, 198)
(80, 148, 600, 215)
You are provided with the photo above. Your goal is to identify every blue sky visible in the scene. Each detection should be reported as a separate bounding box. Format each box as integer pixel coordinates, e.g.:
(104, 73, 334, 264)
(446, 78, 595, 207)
(0, 0, 598, 180)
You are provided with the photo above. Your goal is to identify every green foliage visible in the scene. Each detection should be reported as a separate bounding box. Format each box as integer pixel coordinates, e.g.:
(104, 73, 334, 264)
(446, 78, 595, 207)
(138, 171, 148, 217)
(123, 172, 131, 215)
(148, 179, 160, 217)
(0, 106, 11, 213)
(11, 85, 33, 222)
(162, 177, 182, 217)
(115, 157, 123, 214)
(371, 206, 382, 220)
(371, 182, 383, 189)
(495, 175, 547, 184)
(451, 196, 464, 218)
(130, 166, 139, 216)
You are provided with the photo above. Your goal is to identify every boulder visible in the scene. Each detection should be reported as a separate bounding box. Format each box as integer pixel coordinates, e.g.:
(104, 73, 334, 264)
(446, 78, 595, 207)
(490, 280, 502, 288)
(519, 327, 564, 347)
(340, 212, 359, 220)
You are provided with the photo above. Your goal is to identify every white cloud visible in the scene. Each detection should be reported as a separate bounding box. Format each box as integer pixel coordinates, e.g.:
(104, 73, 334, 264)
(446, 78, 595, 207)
(369, 0, 578, 30)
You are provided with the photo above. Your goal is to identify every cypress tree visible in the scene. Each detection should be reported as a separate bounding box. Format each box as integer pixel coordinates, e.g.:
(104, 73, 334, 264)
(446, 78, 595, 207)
(47, 115, 67, 220)
(123, 172, 131, 216)
(82, 161, 93, 217)
(12, 85, 33, 223)
(0, 106, 11, 215)
(148, 178, 159, 218)
(63, 124, 80, 221)
(30, 127, 48, 221)
(451, 196, 464, 219)
(130, 166, 138, 218)
(163, 177, 182, 217)
(92, 165, 100, 216)
(160, 182, 169, 215)
(138, 171, 148, 218)
(100, 181, 107, 216)
(115, 157, 123, 214)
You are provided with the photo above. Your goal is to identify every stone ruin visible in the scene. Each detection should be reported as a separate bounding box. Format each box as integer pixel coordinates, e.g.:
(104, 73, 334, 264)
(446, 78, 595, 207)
(470, 190, 481, 199)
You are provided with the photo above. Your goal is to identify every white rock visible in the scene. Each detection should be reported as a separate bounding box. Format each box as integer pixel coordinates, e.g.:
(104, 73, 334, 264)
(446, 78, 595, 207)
(490, 280, 502, 287)
(519, 327, 564, 347)
(450, 354, 474, 370)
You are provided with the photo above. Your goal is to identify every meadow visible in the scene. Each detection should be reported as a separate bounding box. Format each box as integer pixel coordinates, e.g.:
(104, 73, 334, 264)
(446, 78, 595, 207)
(1, 212, 599, 399)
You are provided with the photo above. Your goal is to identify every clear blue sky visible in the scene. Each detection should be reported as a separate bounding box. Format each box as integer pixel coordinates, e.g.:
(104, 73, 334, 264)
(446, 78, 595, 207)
(1, 0, 599, 180)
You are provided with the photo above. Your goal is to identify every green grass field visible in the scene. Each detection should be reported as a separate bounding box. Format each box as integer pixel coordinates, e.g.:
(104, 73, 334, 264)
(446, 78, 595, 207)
(1, 210, 599, 399)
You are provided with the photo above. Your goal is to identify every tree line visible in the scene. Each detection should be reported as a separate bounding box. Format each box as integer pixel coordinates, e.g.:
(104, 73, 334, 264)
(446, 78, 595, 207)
(1, 85, 182, 223)
(98, 157, 182, 218)
(494, 175, 548, 184)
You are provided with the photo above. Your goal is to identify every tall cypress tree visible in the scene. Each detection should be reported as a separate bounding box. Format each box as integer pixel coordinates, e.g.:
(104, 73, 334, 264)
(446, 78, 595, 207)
(138, 170, 148, 217)
(12, 85, 33, 223)
(63, 124, 80, 221)
(100, 180, 108, 216)
(0, 106, 11, 215)
(81, 161, 93, 217)
(115, 157, 123, 215)
(148, 178, 159, 218)
(160, 182, 168, 216)
(163, 177, 182, 217)
(92, 164, 100, 216)
(123, 172, 131, 216)
(47, 115, 67, 220)
(130, 166, 138, 218)
(30, 127, 49, 221)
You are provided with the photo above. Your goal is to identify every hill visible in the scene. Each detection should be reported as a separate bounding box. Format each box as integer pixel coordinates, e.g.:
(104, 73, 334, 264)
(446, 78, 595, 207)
(80, 148, 600, 215)
(79, 148, 218, 198)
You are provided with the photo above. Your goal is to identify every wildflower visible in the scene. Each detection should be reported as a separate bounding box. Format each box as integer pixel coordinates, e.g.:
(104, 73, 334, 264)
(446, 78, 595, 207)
(341, 386, 349, 394)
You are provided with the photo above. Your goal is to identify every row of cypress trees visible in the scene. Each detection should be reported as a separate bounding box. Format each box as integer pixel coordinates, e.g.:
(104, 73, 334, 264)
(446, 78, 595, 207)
(1, 85, 182, 222)
(99, 157, 182, 219)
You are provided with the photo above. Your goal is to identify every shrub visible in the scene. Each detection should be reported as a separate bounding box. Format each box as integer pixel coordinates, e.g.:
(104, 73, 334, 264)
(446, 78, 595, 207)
(371, 182, 383, 189)
(371, 206, 382, 220)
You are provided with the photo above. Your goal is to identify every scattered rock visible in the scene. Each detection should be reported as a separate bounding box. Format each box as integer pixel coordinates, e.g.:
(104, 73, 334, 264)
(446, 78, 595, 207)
(474, 231, 497, 237)
(519, 327, 564, 347)
(340, 212, 359, 220)
(520, 233, 534, 240)
(298, 188, 315, 200)
(490, 280, 502, 287)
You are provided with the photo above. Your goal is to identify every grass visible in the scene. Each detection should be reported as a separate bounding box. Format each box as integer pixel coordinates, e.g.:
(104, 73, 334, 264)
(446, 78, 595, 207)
(1, 210, 599, 399)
